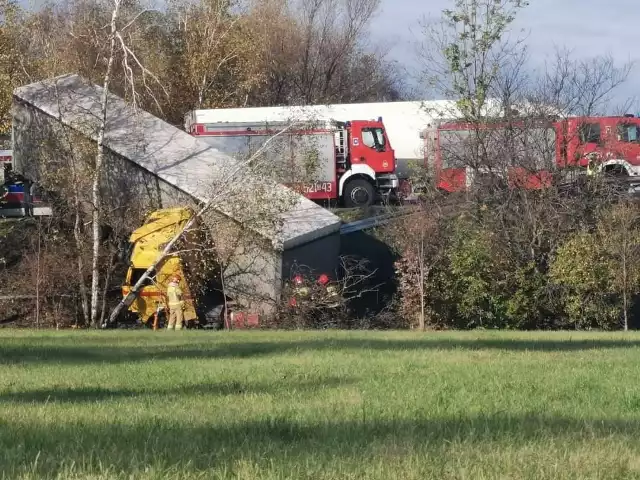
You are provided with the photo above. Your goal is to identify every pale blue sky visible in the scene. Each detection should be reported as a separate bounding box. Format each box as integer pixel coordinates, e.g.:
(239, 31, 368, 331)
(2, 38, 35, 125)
(371, 0, 639, 105)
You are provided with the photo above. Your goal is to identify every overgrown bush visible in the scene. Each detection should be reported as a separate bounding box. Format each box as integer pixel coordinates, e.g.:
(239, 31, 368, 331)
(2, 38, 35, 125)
(549, 202, 640, 330)
(0, 218, 84, 327)
(549, 231, 619, 329)
(442, 217, 511, 328)
(392, 195, 640, 331)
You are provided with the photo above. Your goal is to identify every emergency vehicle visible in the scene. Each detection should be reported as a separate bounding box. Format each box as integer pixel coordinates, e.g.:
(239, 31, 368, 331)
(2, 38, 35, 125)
(423, 115, 640, 193)
(0, 173, 52, 217)
(185, 112, 399, 207)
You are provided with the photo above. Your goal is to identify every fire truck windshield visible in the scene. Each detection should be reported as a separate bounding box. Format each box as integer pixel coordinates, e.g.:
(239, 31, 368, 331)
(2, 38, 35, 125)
(618, 123, 640, 143)
(362, 128, 386, 151)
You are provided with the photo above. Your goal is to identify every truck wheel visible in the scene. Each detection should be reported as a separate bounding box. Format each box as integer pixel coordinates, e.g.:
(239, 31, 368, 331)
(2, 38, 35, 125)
(602, 165, 630, 195)
(344, 179, 374, 208)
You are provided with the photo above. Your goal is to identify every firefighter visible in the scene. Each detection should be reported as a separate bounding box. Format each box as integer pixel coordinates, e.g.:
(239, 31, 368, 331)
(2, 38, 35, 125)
(166, 274, 184, 330)
(586, 152, 598, 177)
(23, 179, 34, 217)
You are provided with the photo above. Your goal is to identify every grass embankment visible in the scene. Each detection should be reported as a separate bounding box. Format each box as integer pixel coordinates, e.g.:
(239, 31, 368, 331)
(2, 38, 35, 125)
(1, 330, 640, 479)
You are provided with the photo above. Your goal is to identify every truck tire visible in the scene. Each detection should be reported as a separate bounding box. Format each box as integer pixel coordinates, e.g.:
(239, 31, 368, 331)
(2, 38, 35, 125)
(602, 165, 630, 196)
(343, 179, 375, 208)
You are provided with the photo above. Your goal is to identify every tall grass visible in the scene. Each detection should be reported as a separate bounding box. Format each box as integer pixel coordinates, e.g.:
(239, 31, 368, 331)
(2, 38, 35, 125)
(1, 330, 640, 479)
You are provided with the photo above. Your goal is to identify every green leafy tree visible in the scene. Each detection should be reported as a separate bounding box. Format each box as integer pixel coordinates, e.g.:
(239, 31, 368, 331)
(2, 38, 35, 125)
(549, 231, 619, 329)
(442, 216, 510, 328)
(596, 201, 640, 330)
(421, 0, 529, 122)
(550, 202, 640, 330)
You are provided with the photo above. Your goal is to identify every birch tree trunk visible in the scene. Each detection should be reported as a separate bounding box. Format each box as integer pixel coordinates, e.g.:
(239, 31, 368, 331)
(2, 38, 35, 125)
(622, 224, 629, 331)
(90, 0, 121, 326)
(35, 218, 41, 328)
(418, 234, 425, 331)
(73, 188, 90, 324)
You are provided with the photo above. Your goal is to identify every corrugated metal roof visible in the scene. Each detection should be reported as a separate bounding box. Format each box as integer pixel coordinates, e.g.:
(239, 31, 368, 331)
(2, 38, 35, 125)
(13, 74, 341, 251)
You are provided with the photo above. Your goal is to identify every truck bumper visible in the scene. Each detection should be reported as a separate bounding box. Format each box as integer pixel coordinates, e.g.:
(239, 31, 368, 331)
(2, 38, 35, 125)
(627, 164, 640, 176)
(376, 174, 399, 190)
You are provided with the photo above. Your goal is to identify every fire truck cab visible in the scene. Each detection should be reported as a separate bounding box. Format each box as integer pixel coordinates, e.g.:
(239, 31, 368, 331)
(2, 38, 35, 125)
(0, 149, 12, 183)
(558, 115, 640, 177)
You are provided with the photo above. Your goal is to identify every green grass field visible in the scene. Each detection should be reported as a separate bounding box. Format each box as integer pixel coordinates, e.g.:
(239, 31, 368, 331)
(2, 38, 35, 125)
(2, 330, 640, 479)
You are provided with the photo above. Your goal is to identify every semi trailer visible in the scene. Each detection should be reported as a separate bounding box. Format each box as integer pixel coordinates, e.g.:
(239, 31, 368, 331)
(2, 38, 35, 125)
(120, 207, 341, 329)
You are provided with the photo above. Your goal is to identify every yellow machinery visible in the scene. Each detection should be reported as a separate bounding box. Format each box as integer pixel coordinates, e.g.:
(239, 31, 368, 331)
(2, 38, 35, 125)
(121, 207, 217, 328)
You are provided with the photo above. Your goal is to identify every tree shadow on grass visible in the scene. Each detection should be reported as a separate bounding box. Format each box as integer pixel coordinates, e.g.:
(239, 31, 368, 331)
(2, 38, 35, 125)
(1, 336, 640, 366)
(1, 412, 639, 477)
(0, 376, 353, 404)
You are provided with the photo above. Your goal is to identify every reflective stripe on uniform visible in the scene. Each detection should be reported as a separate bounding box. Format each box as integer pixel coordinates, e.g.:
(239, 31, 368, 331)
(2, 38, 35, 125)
(167, 282, 183, 307)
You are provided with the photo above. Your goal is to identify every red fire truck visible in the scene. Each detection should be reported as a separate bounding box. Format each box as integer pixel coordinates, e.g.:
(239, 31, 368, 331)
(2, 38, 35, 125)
(423, 115, 640, 192)
(186, 116, 399, 208)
